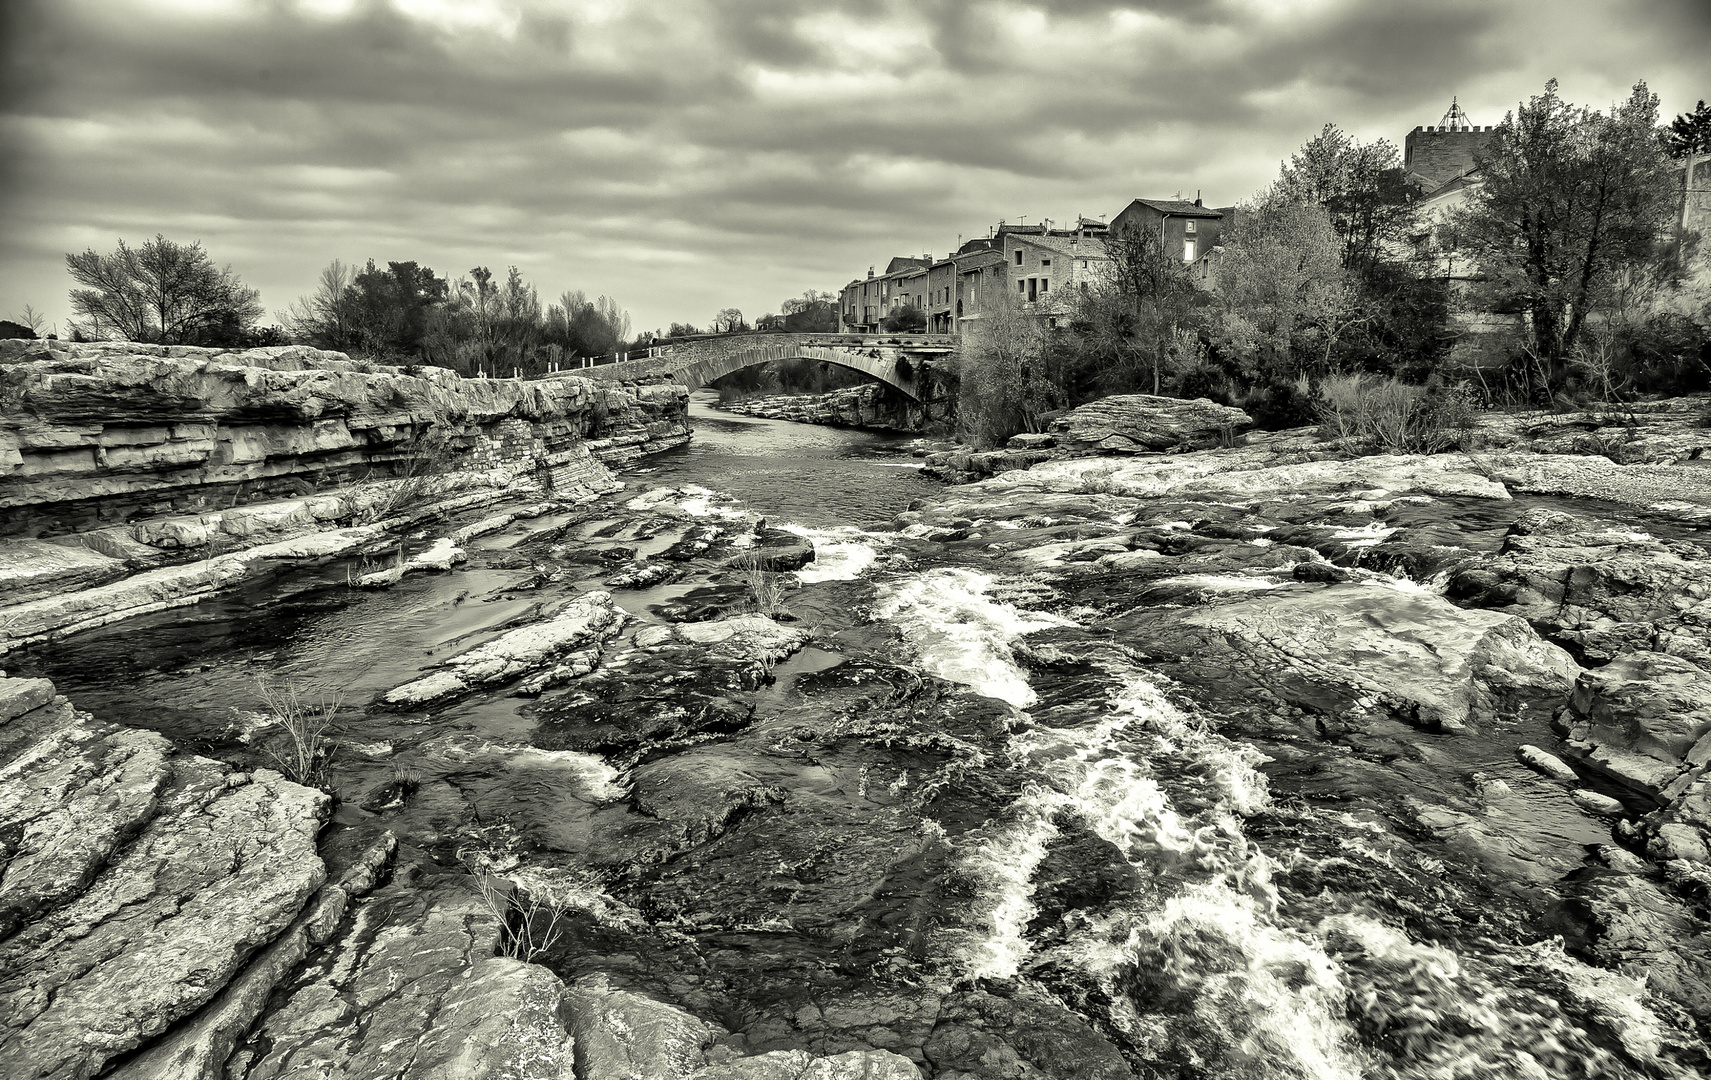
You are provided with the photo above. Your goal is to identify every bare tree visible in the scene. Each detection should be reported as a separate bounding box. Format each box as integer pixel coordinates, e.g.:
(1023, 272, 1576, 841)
(66, 235, 263, 344)
(280, 259, 358, 350)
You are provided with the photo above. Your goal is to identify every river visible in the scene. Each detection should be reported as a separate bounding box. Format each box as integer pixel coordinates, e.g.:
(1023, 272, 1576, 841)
(12, 392, 1708, 1078)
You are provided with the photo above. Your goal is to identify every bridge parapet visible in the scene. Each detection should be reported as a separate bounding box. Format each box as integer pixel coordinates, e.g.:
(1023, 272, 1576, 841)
(570, 332, 956, 401)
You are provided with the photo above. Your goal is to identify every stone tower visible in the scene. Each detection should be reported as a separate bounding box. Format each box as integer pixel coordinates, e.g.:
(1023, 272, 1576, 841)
(1404, 98, 1497, 191)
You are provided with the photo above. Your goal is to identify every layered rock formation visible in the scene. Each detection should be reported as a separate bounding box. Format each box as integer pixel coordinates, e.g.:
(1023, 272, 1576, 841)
(0, 667, 925, 1080)
(1, 338, 688, 539)
(0, 340, 691, 653)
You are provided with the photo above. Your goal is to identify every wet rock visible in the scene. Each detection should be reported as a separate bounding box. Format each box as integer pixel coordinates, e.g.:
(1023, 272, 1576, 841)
(734, 525, 817, 573)
(607, 560, 683, 589)
(689, 1048, 923, 1079)
(0, 681, 328, 1080)
(1571, 789, 1625, 816)
(565, 971, 720, 1078)
(664, 524, 731, 561)
(379, 589, 627, 707)
(1046, 394, 1252, 454)
(633, 614, 810, 667)
(925, 990, 1133, 1080)
(1558, 867, 1711, 1022)
(1517, 744, 1579, 782)
(108, 835, 396, 1080)
(1448, 512, 1711, 663)
(1561, 652, 1711, 795)
(1105, 581, 1578, 732)
(227, 872, 534, 1079)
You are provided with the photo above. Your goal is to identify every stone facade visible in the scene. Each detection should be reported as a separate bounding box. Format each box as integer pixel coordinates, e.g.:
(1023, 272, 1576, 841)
(1403, 123, 1498, 190)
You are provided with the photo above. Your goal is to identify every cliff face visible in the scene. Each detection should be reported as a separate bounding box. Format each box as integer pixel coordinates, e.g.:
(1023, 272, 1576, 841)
(0, 339, 689, 538)
(0, 340, 691, 651)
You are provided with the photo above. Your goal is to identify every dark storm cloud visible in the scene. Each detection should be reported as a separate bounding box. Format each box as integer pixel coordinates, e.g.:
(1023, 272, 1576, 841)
(2, 0, 1706, 333)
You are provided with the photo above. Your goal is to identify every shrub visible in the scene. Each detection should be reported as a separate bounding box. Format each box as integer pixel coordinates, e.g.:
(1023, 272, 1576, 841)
(1316, 373, 1479, 453)
(1240, 374, 1318, 430)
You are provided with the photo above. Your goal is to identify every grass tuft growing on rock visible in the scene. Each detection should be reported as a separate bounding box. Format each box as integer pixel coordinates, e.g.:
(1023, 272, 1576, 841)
(254, 680, 341, 791)
(733, 545, 790, 618)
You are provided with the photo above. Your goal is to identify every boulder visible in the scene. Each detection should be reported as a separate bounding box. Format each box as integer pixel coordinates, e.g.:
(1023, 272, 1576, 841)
(1564, 652, 1711, 770)
(1106, 581, 1580, 732)
(565, 972, 720, 1079)
(1448, 511, 1711, 663)
(1047, 394, 1252, 453)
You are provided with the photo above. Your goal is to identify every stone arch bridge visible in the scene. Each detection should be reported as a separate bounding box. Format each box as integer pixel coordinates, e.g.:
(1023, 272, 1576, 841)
(566, 333, 958, 401)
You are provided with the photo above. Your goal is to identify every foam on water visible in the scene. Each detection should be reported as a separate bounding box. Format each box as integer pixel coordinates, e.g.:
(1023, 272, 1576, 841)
(871, 568, 1074, 707)
(780, 523, 885, 583)
(945, 654, 1371, 1079)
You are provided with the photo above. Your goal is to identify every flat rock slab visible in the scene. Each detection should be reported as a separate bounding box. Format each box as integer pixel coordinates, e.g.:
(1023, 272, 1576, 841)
(381, 589, 628, 707)
(1106, 580, 1580, 731)
(0, 674, 328, 1080)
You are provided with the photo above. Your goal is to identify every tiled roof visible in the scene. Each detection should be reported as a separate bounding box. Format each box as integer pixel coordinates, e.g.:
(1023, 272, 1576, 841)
(1008, 233, 1109, 257)
(1123, 198, 1224, 218)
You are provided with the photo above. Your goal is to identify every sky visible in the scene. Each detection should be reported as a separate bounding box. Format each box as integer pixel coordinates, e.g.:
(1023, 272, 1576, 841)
(2, 0, 1707, 338)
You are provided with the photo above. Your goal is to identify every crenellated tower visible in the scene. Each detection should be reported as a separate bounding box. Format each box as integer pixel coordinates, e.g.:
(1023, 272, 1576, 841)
(1404, 97, 1498, 191)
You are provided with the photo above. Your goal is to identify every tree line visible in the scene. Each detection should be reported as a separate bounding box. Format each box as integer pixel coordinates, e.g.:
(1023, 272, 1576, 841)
(959, 80, 1711, 446)
(35, 243, 841, 377)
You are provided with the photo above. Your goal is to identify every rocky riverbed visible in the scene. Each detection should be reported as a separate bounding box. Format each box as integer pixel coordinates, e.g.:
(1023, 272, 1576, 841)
(5, 392, 1711, 1078)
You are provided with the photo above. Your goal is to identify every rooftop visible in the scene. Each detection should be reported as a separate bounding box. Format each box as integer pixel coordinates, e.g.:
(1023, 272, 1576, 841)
(1120, 198, 1224, 219)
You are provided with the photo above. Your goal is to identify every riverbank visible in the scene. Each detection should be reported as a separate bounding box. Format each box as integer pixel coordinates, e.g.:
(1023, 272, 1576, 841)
(5, 392, 1711, 1078)
(0, 340, 690, 653)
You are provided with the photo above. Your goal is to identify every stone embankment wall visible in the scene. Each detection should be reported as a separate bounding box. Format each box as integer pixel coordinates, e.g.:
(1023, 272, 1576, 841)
(1, 339, 688, 538)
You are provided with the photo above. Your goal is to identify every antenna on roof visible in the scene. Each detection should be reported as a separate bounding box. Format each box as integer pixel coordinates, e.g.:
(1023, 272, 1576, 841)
(1439, 96, 1472, 130)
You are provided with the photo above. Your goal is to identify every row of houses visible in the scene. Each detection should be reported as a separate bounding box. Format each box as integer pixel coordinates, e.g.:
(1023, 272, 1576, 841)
(837, 197, 1239, 335)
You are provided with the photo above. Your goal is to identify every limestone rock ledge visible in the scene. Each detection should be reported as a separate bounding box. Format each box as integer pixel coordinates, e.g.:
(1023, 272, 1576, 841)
(0, 338, 688, 538)
(0, 340, 692, 652)
(0, 673, 329, 1080)
(0, 671, 922, 1080)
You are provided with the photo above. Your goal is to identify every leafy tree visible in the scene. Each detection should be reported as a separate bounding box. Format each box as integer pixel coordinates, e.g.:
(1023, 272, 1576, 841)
(713, 308, 746, 333)
(881, 303, 926, 332)
(1453, 80, 1677, 378)
(957, 292, 1060, 447)
(666, 322, 701, 337)
(1212, 194, 1356, 380)
(1664, 99, 1711, 158)
(1077, 219, 1204, 395)
(345, 259, 448, 358)
(1275, 124, 1420, 270)
(66, 235, 263, 344)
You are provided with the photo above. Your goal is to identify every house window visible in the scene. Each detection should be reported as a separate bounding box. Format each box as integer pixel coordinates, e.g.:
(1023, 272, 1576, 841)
(1040, 278, 1049, 292)
(1042, 258, 1051, 266)
(1185, 220, 1197, 234)
(1183, 238, 1197, 262)
(1017, 279, 1026, 293)
(1078, 260, 1087, 269)
(1014, 250, 1023, 265)
(1027, 278, 1038, 302)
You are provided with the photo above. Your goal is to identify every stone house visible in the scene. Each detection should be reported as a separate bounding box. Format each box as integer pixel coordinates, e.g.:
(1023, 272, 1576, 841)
(1109, 198, 1231, 266)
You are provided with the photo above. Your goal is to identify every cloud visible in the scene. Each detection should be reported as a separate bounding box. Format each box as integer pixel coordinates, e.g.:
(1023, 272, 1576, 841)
(2, 0, 1707, 334)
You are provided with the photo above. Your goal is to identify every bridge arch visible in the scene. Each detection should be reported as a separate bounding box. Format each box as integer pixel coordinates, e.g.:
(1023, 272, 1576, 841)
(672, 343, 919, 399)
(575, 333, 958, 402)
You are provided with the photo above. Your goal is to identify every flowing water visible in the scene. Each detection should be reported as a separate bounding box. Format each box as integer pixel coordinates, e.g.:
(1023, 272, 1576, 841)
(13, 391, 1709, 1078)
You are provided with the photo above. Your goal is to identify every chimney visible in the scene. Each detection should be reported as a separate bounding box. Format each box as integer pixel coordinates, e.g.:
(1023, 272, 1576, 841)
(1194, 190, 1202, 207)
(867, 266, 874, 279)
